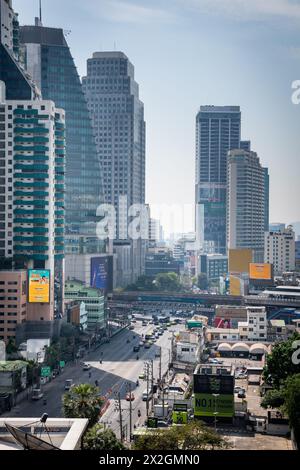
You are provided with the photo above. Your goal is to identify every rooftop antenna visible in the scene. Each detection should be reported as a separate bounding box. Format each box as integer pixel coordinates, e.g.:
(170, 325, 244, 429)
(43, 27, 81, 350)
(39, 0, 42, 24)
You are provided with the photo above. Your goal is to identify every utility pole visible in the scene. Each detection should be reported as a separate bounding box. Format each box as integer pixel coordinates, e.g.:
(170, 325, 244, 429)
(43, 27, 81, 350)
(115, 393, 123, 442)
(151, 360, 154, 412)
(145, 362, 150, 418)
(128, 382, 133, 441)
(159, 346, 162, 386)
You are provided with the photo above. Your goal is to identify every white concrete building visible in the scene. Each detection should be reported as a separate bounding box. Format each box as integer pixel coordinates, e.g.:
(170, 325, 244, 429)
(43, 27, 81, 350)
(227, 149, 267, 263)
(264, 226, 295, 275)
(238, 306, 267, 342)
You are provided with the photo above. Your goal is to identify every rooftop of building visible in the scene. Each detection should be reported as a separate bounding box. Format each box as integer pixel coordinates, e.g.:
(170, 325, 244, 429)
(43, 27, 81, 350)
(269, 320, 286, 327)
(92, 51, 128, 59)
(20, 24, 68, 47)
(0, 417, 88, 450)
(199, 105, 240, 113)
(65, 280, 104, 298)
(194, 363, 234, 376)
(0, 361, 27, 372)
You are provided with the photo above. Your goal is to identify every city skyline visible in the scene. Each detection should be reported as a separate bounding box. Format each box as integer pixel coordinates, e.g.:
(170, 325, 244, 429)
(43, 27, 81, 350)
(14, 0, 300, 234)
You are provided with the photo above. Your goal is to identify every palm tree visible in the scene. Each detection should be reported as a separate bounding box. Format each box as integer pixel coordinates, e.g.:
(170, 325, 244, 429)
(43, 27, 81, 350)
(62, 383, 104, 428)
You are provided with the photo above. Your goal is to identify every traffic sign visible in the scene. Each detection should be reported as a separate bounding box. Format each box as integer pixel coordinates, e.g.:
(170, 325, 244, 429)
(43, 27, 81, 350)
(41, 366, 51, 377)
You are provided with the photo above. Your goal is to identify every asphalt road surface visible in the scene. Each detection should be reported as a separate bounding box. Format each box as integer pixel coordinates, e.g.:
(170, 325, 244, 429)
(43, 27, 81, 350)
(2, 321, 180, 440)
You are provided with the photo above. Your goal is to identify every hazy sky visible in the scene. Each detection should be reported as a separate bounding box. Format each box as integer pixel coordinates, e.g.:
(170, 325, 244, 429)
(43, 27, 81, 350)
(14, 0, 300, 233)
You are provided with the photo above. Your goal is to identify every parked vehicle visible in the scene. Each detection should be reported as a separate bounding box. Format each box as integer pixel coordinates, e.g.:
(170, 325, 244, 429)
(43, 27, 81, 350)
(64, 379, 73, 391)
(234, 386, 245, 394)
(142, 389, 153, 401)
(133, 345, 140, 352)
(126, 392, 135, 401)
(83, 363, 91, 371)
(32, 388, 44, 400)
(238, 390, 246, 399)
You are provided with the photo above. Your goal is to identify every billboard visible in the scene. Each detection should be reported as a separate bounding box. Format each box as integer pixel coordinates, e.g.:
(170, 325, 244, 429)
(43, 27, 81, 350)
(90, 256, 113, 292)
(229, 248, 252, 274)
(28, 269, 50, 303)
(193, 373, 234, 418)
(249, 263, 272, 280)
(194, 393, 234, 418)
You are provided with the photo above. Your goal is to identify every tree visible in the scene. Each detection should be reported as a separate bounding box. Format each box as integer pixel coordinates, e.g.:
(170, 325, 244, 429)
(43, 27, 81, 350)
(6, 338, 18, 355)
(262, 333, 300, 388)
(197, 273, 208, 291)
(44, 344, 60, 369)
(62, 384, 104, 428)
(133, 420, 229, 450)
(282, 374, 300, 440)
(155, 272, 181, 292)
(83, 424, 125, 450)
(261, 389, 285, 409)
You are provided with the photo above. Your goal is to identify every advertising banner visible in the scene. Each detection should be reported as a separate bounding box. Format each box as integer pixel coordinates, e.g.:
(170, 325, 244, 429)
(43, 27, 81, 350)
(28, 269, 50, 303)
(172, 411, 188, 424)
(194, 393, 234, 417)
(249, 263, 272, 280)
(90, 256, 113, 292)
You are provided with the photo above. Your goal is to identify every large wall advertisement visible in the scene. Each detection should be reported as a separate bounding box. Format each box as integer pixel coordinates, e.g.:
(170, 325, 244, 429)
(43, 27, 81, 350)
(28, 269, 50, 303)
(249, 263, 272, 280)
(90, 256, 113, 292)
(193, 373, 234, 418)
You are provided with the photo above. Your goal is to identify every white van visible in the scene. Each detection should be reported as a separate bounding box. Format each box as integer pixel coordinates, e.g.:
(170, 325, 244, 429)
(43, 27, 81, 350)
(31, 388, 44, 400)
(142, 389, 153, 401)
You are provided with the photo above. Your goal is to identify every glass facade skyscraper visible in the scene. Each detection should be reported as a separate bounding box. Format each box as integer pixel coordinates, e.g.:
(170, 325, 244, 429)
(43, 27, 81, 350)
(82, 52, 146, 286)
(20, 24, 104, 254)
(195, 105, 241, 254)
(0, 0, 39, 100)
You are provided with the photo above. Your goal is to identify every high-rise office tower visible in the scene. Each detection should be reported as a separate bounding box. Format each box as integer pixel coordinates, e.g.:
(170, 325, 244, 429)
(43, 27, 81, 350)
(226, 149, 266, 263)
(263, 167, 269, 232)
(0, 0, 40, 100)
(0, 80, 65, 339)
(82, 52, 146, 287)
(20, 21, 104, 254)
(195, 106, 241, 254)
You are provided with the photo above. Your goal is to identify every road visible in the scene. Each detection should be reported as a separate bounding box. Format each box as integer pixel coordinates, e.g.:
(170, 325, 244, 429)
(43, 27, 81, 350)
(2, 321, 180, 441)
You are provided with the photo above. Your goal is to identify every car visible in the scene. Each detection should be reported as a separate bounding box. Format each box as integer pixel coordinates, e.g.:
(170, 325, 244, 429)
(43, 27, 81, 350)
(139, 341, 144, 347)
(133, 345, 140, 352)
(139, 373, 145, 380)
(126, 392, 135, 401)
(235, 373, 247, 379)
(155, 350, 161, 357)
(31, 388, 44, 400)
(129, 325, 135, 330)
(144, 342, 151, 349)
(234, 386, 245, 394)
(64, 379, 73, 391)
(238, 390, 246, 399)
(83, 363, 91, 371)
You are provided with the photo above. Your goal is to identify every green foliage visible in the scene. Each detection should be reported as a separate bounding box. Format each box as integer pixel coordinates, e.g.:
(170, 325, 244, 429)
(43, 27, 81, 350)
(83, 424, 125, 450)
(44, 344, 60, 369)
(133, 420, 229, 450)
(196, 273, 208, 290)
(6, 338, 18, 354)
(260, 389, 285, 409)
(62, 383, 104, 428)
(155, 272, 181, 292)
(282, 374, 300, 437)
(262, 333, 300, 388)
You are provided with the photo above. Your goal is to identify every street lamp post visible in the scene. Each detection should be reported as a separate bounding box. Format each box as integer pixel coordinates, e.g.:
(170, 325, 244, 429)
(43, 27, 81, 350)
(212, 393, 219, 432)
